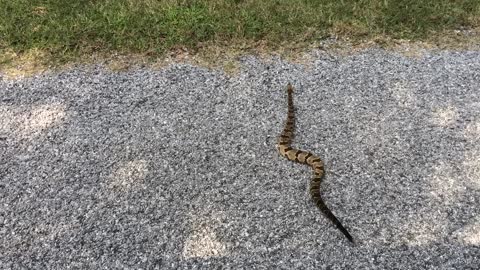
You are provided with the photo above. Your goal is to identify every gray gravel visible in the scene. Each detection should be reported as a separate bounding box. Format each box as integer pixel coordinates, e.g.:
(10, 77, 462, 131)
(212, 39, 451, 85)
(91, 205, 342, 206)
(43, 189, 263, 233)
(1, 48, 480, 269)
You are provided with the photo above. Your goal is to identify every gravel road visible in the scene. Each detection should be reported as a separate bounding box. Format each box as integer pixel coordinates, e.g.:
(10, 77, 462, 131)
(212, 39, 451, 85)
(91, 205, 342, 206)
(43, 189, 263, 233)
(1, 48, 479, 269)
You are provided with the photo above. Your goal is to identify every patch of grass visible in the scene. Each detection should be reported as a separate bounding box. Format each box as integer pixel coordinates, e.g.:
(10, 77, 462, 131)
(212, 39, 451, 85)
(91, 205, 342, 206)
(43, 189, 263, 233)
(0, 0, 479, 70)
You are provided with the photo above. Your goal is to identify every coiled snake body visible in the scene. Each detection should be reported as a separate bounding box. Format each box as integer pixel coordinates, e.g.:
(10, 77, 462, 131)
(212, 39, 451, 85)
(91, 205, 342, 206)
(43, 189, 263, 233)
(276, 83, 354, 243)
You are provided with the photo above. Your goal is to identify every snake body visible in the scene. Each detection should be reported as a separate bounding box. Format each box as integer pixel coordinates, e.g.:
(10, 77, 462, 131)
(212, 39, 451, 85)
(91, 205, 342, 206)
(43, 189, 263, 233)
(276, 83, 354, 243)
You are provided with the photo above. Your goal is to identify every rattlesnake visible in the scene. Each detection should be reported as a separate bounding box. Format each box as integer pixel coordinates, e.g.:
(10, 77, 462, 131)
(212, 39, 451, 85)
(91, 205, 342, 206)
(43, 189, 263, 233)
(276, 83, 354, 243)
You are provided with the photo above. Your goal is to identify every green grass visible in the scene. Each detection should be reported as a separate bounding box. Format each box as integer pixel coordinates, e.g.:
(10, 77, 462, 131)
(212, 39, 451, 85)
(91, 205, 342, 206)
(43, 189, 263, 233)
(1, 0, 479, 67)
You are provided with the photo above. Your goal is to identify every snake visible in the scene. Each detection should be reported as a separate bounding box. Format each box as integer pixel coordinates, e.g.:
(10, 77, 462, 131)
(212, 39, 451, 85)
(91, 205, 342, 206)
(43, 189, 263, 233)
(276, 83, 354, 243)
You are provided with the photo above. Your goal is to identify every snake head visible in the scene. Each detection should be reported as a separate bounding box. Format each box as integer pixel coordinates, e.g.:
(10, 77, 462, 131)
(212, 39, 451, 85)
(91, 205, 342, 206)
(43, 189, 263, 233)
(287, 83, 294, 93)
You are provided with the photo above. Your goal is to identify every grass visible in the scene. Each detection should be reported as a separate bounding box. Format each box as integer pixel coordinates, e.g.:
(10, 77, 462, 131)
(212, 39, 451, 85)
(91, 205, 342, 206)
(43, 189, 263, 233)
(1, 0, 479, 72)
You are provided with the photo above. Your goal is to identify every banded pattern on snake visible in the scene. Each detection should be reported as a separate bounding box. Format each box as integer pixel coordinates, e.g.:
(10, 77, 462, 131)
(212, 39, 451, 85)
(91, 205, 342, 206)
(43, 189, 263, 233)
(276, 83, 354, 243)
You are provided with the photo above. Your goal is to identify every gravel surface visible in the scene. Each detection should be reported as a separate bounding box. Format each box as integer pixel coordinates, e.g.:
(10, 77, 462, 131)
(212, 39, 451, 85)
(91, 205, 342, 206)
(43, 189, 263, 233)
(1, 48, 480, 269)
